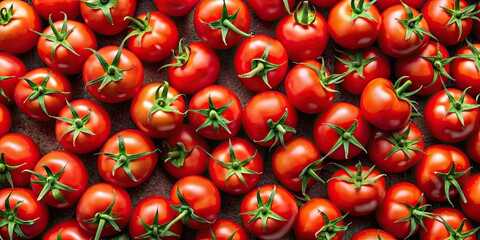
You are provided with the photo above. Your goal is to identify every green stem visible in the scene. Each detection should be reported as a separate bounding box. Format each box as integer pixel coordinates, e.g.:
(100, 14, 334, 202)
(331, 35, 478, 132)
(161, 210, 188, 237)
(209, 110, 221, 120)
(276, 124, 286, 134)
(396, 80, 412, 96)
(301, 1, 309, 24)
(94, 218, 106, 240)
(222, 19, 251, 37)
(242, 63, 265, 78)
(124, 16, 146, 31)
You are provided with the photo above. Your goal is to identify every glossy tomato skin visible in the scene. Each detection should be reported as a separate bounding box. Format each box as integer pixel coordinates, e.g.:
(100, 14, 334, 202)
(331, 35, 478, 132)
(0, 53, 27, 105)
(195, 219, 249, 240)
(420, 207, 477, 240)
(475, 2, 480, 40)
(375, 0, 425, 11)
(0, 133, 41, 187)
(153, 0, 199, 16)
(309, 0, 336, 8)
(14, 68, 72, 121)
(0, 104, 11, 136)
(466, 126, 480, 163)
(129, 196, 182, 240)
(30, 150, 88, 208)
(460, 174, 480, 222)
(80, 0, 136, 35)
(98, 129, 158, 188)
(33, 0, 80, 21)
(351, 229, 396, 240)
(42, 219, 91, 240)
(246, 0, 295, 21)
(452, 43, 480, 96)
(0, 1, 42, 54)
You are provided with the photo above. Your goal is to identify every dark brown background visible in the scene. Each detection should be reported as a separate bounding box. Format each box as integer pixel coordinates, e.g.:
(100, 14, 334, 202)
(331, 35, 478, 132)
(11, 0, 480, 239)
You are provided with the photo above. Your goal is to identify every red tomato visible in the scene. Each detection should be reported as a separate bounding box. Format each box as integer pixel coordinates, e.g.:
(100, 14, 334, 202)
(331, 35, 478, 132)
(26, 150, 88, 209)
(466, 126, 480, 163)
(54, 99, 111, 154)
(246, 0, 295, 21)
(76, 183, 132, 239)
(351, 229, 396, 240)
(0, 104, 11, 136)
(234, 35, 288, 93)
(14, 68, 72, 121)
(82, 44, 144, 103)
(130, 82, 186, 139)
(33, 0, 80, 21)
(0, 0, 42, 54)
(0, 53, 27, 105)
(42, 219, 91, 240)
(313, 102, 371, 160)
(98, 129, 158, 188)
(161, 124, 210, 179)
(376, 0, 425, 11)
(80, 0, 136, 36)
(125, 11, 179, 62)
(243, 91, 297, 149)
(451, 41, 480, 96)
(188, 85, 242, 140)
(240, 185, 298, 240)
(129, 196, 182, 240)
(309, 0, 337, 8)
(194, 0, 251, 49)
(208, 138, 263, 195)
(195, 219, 249, 240)
(424, 87, 480, 143)
(0, 133, 41, 187)
(153, 0, 199, 16)
(0, 188, 49, 240)
(420, 207, 478, 240)
(460, 174, 480, 222)
(275, 1, 328, 62)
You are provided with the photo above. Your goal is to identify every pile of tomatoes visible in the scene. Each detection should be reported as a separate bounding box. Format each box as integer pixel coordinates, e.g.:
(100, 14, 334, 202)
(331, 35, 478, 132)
(1, 0, 480, 239)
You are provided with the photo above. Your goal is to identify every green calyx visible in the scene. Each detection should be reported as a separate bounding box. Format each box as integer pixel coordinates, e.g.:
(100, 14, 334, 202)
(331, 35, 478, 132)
(148, 81, 184, 124)
(420, 43, 455, 88)
(240, 185, 286, 232)
(168, 185, 211, 233)
(209, 227, 238, 240)
(435, 162, 471, 207)
(349, 0, 378, 22)
(0, 4, 13, 26)
(53, 99, 95, 146)
(314, 212, 350, 240)
(0, 76, 13, 101)
(190, 95, 234, 134)
(163, 142, 193, 168)
(393, 77, 421, 114)
(383, 123, 424, 161)
(136, 207, 180, 239)
(124, 12, 153, 47)
(22, 164, 75, 203)
(456, 40, 480, 74)
(200, 0, 251, 46)
(299, 58, 344, 93)
(57, 229, 63, 240)
(298, 158, 324, 196)
(334, 48, 376, 80)
(82, 0, 119, 25)
(395, 194, 435, 239)
(397, 2, 436, 41)
(443, 85, 480, 127)
(238, 43, 286, 89)
(0, 191, 39, 240)
(439, 215, 480, 240)
(32, 13, 80, 62)
(323, 120, 367, 159)
(293, 1, 316, 26)
(0, 152, 26, 187)
(283, 0, 292, 14)
(441, 0, 480, 41)
(329, 162, 385, 191)
(255, 108, 296, 150)
(160, 39, 191, 69)
(82, 190, 121, 240)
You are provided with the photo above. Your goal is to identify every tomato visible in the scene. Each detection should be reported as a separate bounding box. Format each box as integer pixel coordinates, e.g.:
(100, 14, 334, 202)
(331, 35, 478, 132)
(0, 53, 27, 105)
(195, 219, 249, 240)
(14, 68, 72, 121)
(208, 138, 263, 195)
(243, 91, 297, 149)
(125, 11, 179, 62)
(246, 0, 295, 21)
(240, 185, 298, 240)
(42, 219, 91, 240)
(0, 104, 11, 136)
(395, 40, 452, 96)
(161, 124, 210, 179)
(0, 133, 41, 188)
(420, 207, 478, 240)
(309, 0, 336, 8)
(54, 99, 111, 154)
(367, 122, 425, 173)
(375, 0, 425, 12)
(466, 126, 480, 163)
(376, 182, 434, 238)
(351, 229, 396, 240)
(234, 34, 288, 93)
(424, 87, 480, 143)
(83, 43, 144, 103)
(451, 41, 480, 96)
(34, 14, 97, 75)
(162, 41, 220, 95)
(33, 0, 80, 21)
(188, 85, 242, 140)
(335, 46, 391, 95)
(0, 188, 49, 240)
(378, 3, 432, 58)
(80, 0, 136, 36)
(460, 174, 480, 222)
(76, 183, 132, 239)
(169, 176, 221, 230)
(129, 196, 182, 240)
(313, 102, 370, 160)
(285, 59, 341, 114)
(130, 82, 186, 139)
(275, 1, 328, 62)
(474, 2, 480, 40)
(0, 0, 42, 54)
(194, 0, 251, 49)
(153, 0, 199, 16)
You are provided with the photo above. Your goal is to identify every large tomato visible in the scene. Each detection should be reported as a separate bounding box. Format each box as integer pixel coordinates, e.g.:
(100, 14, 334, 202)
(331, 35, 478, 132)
(195, 219, 249, 240)
(419, 207, 478, 240)
(0, 53, 27, 105)
(246, 0, 295, 21)
(351, 229, 396, 240)
(460, 174, 480, 222)
(42, 219, 91, 240)
(153, 0, 199, 17)
(80, 0, 136, 35)
(0, 104, 11, 136)
(32, 0, 80, 21)
(451, 41, 480, 96)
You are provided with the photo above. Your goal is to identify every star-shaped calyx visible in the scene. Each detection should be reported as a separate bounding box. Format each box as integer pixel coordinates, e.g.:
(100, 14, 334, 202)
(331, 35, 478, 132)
(396, 2, 436, 41)
(383, 123, 424, 161)
(441, 0, 480, 41)
(23, 164, 75, 203)
(52, 99, 95, 146)
(0, 4, 13, 26)
(435, 162, 472, 207)
(124, 12, 153, 47)
(0, 191, 39, 240)
(136, 208, 180, 239)
(437, 215, 480, 240)
(395, 194, 435, 239)
(82, 190, 122, 240)
(329, 162, 385, 191)
(443, 86, 480, 127)
(298, 58, 345, 93)
(334, 49, 376, 80)
(147, 81, 184, 124)
(315, 211, 350, 240)
(349, 0, 378, 22)
(82, 0, 119, 25)
(190, 95, 233, 134)
(420, 43, 455, 88)
(0, 152, 26, 188)
(324, 120, 367, 159)
(255, 108, 296, 150)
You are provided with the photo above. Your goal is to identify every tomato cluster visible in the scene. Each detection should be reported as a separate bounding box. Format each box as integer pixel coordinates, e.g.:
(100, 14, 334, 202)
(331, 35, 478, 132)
(1, 0, 480, 239)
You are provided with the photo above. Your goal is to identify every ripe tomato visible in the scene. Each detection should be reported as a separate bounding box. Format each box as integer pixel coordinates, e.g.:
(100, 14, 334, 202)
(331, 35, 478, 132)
(246, 0, 295, 21)
(153, 0, 199, 17)
(195, 219, 249, 240)
(424, 87, 480, 143)
(335, 46, 391, 95)
(76, 183, 131, 239)
(188, 85, 242, 140)
(163, 41, 220, 95)
(313, 102, 370, 160)
(240, 185, 297, 240)
(0, 104, 11, 136)
(0, 53, 27, 105)
(275, 1, 328, 62)
(194, 0, 251, 49)
(42, 219, 91, 240)
(82, 43, 144, 103)
(451, 41, 480, 96)
(161, 124, 210, 179)
(378, 3, 432, 57)
(466, 126, 480, 163)
(420, 207, 478, 240)
(208, 138, 263, 195)
(33, 0, 80, 21)
(243, 91, 297, 149)
(129, 196, 182, 240)
(234, 35, 288, 93)
(351, 229, 396, 240)
(375, 0, 426, 12)
(98, 129, 158, 188)
(80, 0, 136, 36)
(367, 122, 425, 172)
(54, 99, 111, 154)
(125, 11, 179, 62)
(0, 188, 49, 240)
(0, 0, 42, 54)
(460, 174, 480, 222)
(130, 82, 186, 139)
(0, 133, 41, 188)
(14, 68, 72, 121)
